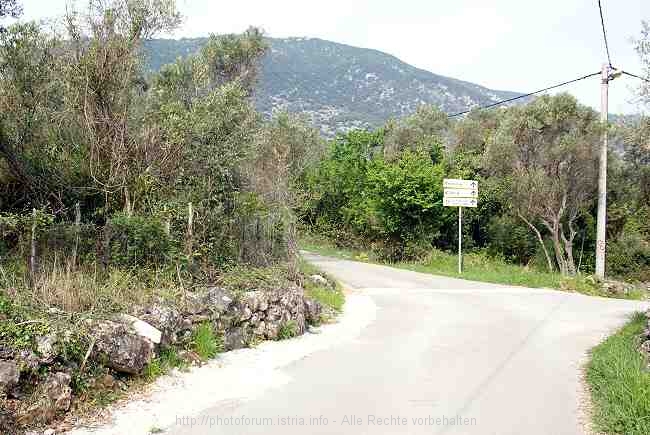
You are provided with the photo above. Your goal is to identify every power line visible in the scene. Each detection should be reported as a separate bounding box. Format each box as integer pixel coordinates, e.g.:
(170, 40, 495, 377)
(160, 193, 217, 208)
(598, 0, 613, 67)
(447, 72, 601, 118)
(621, 70, 650, 83)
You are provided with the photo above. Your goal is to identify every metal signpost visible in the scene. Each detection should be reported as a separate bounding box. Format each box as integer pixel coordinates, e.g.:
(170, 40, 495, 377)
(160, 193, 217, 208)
(443, 179, 478, 274)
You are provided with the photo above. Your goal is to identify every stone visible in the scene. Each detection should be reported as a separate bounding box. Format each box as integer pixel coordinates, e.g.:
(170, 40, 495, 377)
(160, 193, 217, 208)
(17, 372, 71, 427)
(98, 373, 116, 389)
(252, 321, 266, 337)
(0, 345, 14, 360)
(184, 287, 233, 315)
(117, 314, 162, 345)
(310, 274, 329, 286)
(0, 360, 19, 394)
(92, 320, 155, 374)
(36, 334, 58, 364)
(239, 291, 269, 312)
(223, 327, 248, 351)
(44, 372, 72, 413)
(205, 287, 234, 312)
(17, 350, 40, 373)
(136, 302, 182, 346)
(304, 299, 323, 325)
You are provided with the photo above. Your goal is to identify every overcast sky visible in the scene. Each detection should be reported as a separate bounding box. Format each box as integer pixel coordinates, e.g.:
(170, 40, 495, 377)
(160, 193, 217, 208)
(17, 0, 650, 114)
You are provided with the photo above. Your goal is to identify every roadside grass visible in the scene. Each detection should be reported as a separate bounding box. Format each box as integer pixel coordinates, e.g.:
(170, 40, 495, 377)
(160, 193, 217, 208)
(277, 320, 299, 340)
(586, 312, 650, 435)
(298, 258, 345, 313)
(191, 323, 222, 360)
(300, 234, 646, 299)
(143, 348, 187, 381)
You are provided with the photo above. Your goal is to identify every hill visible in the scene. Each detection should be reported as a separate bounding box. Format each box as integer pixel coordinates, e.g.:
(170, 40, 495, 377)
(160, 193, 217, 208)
(144, 37, 524, 135)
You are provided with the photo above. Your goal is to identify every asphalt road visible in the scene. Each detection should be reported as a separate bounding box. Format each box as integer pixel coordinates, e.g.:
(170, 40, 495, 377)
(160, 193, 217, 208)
(167, 253, 647, 435)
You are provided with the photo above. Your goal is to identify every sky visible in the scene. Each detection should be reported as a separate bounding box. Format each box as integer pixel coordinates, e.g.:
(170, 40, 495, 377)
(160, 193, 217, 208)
(16, 0, 650, 114)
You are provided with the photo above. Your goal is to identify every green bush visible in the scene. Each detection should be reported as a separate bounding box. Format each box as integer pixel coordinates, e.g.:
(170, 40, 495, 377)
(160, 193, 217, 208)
(608, 233, 650, 281)
(486, 215, 537, 265)
(108, 213, 174, 267)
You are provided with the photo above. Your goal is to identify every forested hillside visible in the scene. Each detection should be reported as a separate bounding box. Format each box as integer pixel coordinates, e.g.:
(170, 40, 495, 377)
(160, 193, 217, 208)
(144, 37, 525, 136)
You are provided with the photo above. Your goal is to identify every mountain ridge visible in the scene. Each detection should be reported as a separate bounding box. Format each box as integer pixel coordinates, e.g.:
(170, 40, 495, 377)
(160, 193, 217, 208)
(143, 36, 525, 135)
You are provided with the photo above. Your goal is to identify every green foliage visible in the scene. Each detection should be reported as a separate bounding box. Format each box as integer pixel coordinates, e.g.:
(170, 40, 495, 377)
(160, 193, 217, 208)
(305, 286, 344, 314)
(277, 320, 299, 340)
(587, 313, 650, 435)
(303, 130, 446, 261)
(143, 347, 186, 381)
(486, 215, 537, 265)
(220, 264, 291, 294)
(608, 232, 650, 282)
(191, 323, 221, 360)
(109, 213, 174, 267)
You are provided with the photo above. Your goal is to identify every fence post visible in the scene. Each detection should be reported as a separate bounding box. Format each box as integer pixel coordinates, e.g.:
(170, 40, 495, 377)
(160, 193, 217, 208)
(29, 208, 37, 286)
(186, 202, 193, 261)
(72, 202, 81, 269)
(102, 217, 111, 271)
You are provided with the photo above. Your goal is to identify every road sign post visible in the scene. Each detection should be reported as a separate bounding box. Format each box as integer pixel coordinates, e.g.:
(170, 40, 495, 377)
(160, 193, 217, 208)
(443, 179, 478, 275)
(458, 206, 462, 274)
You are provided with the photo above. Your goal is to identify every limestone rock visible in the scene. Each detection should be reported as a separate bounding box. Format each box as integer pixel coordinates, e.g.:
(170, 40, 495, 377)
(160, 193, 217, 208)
(223, 327, 248, 351)
(36, 334, 58, 364)
(92, 320, 154, 374)
(0, 360, 19, 394)
(184, 287, 233, 316)
(304, 299, 323, 325)
(17, 372, 71, 427)
(117, 314, 162, 345)
(136, 302, 182, 346)
(310, 274, 329, 286)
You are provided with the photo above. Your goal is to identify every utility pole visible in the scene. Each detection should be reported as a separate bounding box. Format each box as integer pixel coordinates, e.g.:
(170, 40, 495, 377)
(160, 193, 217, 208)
(595, 64, 621, 280)
(595, 63, 609, 280)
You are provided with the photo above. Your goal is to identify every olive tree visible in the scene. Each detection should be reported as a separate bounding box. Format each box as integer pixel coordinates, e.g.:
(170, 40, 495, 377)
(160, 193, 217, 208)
(61, 0, 181, 213)
(485, 94, 601, 275)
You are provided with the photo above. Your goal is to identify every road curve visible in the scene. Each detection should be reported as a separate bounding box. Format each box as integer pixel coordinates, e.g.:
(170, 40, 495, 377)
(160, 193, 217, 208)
(161, 253, 646, 435)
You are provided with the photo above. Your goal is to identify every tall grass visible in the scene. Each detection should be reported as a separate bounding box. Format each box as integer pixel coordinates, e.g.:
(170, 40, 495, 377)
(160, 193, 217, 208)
(587, 313, 650, 435)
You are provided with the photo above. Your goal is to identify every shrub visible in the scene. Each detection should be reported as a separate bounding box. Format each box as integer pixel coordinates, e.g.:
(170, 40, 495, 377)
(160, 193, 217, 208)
(608, 233, 650, 281)
(108, 213, 174, 267)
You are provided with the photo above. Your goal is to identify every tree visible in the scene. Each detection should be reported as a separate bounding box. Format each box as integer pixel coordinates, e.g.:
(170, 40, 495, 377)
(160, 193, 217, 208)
(634, 21, 650, 105)
(61, 0, 181, 213)
(485, 94, 601, 275)
(0, 22, 63, 208)
(0, 0, 21, 32)
(383, 105, 449, 163)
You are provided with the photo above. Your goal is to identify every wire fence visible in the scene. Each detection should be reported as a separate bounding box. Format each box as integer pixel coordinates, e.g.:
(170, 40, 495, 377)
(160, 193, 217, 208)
(0, 203, 291, 284)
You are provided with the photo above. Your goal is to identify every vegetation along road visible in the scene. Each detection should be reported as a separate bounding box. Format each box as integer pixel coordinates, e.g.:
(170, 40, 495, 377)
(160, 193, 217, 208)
(160, 253, 647, 435)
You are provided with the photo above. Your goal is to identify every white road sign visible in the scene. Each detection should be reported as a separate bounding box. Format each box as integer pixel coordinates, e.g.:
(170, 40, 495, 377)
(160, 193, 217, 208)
(444, 188, 478, 198)
(443, 179, 478, 190)
(443, 197, 478, 208)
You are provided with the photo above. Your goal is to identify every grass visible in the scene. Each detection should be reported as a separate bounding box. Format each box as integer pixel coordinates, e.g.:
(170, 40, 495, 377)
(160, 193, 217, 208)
(300, 235, 646, 299)
(298, 258, 345, 313)
(143, 347, 187, 381)
(277, 320, 299, 340)
(586, 312, 650, 435)
(191, 323, 222, 360)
